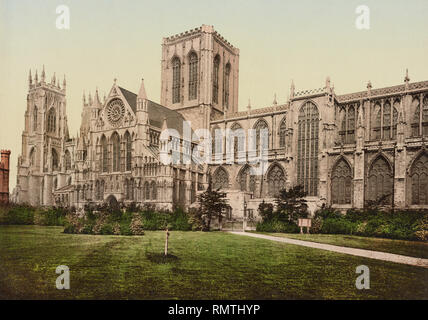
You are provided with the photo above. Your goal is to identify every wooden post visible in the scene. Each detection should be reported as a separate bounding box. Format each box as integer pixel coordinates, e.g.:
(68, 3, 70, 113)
(164, 228, 170, 256)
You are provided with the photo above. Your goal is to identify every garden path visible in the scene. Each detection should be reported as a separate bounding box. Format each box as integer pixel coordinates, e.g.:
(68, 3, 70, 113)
(229, 232, 428, 268)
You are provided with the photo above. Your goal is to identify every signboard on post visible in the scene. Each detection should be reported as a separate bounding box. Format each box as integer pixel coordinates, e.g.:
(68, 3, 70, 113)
(298, 218, 312, 234)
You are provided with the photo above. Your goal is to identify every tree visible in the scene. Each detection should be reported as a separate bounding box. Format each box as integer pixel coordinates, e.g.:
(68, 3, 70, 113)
(274, 185, 308, 223)
(258, 201, 274, 221)
(192, 183, 228, 231)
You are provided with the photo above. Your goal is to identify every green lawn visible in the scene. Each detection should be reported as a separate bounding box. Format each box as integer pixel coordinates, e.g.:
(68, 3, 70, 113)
(0, 226, 427, 300)
(253, 232, 428, 259)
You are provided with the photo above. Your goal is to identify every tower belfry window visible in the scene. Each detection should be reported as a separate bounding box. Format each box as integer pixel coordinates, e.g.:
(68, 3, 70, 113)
(47, 108, 56, 133)
(223, 63, 231, 108)
(172, 57, 181, 104)
(213, 55, 220, 104)
(188, 52, 198, 100)
(33, 106, 38, 132)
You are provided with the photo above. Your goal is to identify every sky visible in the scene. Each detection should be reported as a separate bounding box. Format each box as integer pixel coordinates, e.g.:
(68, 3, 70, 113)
(1, 0, 428, 190)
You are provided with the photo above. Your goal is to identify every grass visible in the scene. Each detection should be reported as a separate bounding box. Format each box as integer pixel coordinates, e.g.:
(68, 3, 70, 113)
(252, 232, 428, 259)
(0, 226, 427, 300)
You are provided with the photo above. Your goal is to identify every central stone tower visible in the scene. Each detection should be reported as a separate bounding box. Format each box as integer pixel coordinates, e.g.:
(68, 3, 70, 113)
(160, 25, 240, 131)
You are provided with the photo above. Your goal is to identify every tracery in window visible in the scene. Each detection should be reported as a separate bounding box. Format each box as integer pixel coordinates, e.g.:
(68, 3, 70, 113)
(33, 106, 38, 132)
(279, 118, 287, 148)
(151, 181, 157, 200)
(267, 164, 286, 197)
(230, 123, 244, 159)
(223, 63, 231, 108)
(212, 167, 229, 190)
(213, 55, 220, 104)
(64, 150, 71, 170)
(188, 52, 198, 100)
(297, 101, 319, 196)
(253, 119, 269, 153)
(111, 132, 120, 172)
(238, 165, 256, 193)
(331, 158, 352, 205)
(410, 153, 428, 205)
(47, 108, 56, 133)
(125, 131, 132, 171)
(367, 155, 393, 205)
(101, 135, 108, 173)
(52, 148, 59, 171)
(172, 57, 181, 104)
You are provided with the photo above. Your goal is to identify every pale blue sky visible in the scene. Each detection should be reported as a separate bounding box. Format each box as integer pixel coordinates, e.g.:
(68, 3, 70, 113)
(1, 0, 428, 189)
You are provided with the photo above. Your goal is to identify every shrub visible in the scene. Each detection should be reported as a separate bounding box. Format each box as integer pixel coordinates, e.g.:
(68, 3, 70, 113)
(415, 215, 428, 241)
(311, 207, 427, 241)
(169, 209, 192, 231)
(112, 222, 121, 235)
(5, 205, 35, 225)
(320, 218, 356, 235)
(256, 219, 299, 233)
(130, 213, 145, 236)
(311, 216, 323, 234)
(258, 202, 274, 221)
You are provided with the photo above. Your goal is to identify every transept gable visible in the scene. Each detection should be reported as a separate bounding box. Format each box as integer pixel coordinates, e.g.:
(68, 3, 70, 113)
(97, 84, 137, 131)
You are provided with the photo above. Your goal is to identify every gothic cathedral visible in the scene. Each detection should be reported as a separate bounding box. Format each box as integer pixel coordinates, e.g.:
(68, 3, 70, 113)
(14, 25, 428, 218)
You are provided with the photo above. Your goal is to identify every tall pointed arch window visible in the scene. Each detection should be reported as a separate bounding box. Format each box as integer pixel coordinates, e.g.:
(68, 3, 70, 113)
(279, 118, 287, 148)
(331, 158, 352, 205)
(267, 164, 286, 197)
(392, 101, 399, 139)
(188, 52, 198, 100)
(213, 167, 229, 190)
(410, 153, 428, 205)
(151, 181, 157, 200)
(111, 132, 120, 172)
(52, 149, 59, 171)
(339, 105, 356, 144)
(125, 132, 132, 171)
(64, 150, 71, 170)
(144, 181, 150, 200)
(367, 156, 393, 205)
(33, 106, 38, 132)
(212, 126, 222, 158)
(347, 106, 356, 143)
(47, 108, 56, 133)
(213, 55, 220, 104)
(223, 63, 231, 108)
(172, 57, 181, 104)
(372, 104, 381, 140)
(383, 102, 392, 140)
(101, 136, 108, 173)
(297, 101, 319, 196)
(230, 123, 244, 159)
(254, 119, 269, 153)
(412, 97, 421, 137)
(238, 165, 256, 193)
(372, 100, 399, 141)
(29, 148, 36, 166)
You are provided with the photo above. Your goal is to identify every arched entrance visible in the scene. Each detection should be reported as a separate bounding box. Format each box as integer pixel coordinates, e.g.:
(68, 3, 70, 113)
(106, 195, 120, 211)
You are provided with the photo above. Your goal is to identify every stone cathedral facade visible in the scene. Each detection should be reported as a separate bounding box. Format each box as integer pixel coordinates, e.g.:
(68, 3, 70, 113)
(14, 25, 428, 219)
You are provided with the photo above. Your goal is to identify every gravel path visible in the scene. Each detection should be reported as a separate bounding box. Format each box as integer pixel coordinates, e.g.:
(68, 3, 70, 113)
(229, 232, 428, 268)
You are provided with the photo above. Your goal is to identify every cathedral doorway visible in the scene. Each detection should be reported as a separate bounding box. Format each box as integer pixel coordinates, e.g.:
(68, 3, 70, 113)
(106, 195, 120, 211)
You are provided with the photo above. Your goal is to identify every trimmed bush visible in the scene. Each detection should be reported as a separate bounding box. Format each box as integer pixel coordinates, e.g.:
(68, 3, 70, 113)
(256, 219, 299, 233)
(312, 207, 428, 241)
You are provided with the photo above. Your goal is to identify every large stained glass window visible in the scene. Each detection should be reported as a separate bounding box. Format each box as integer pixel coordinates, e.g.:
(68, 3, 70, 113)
(410, 153, 428, 205)
(297, 101, 319, 196)
(367, 156, 393, 205)
(331, 158, 352, 205)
